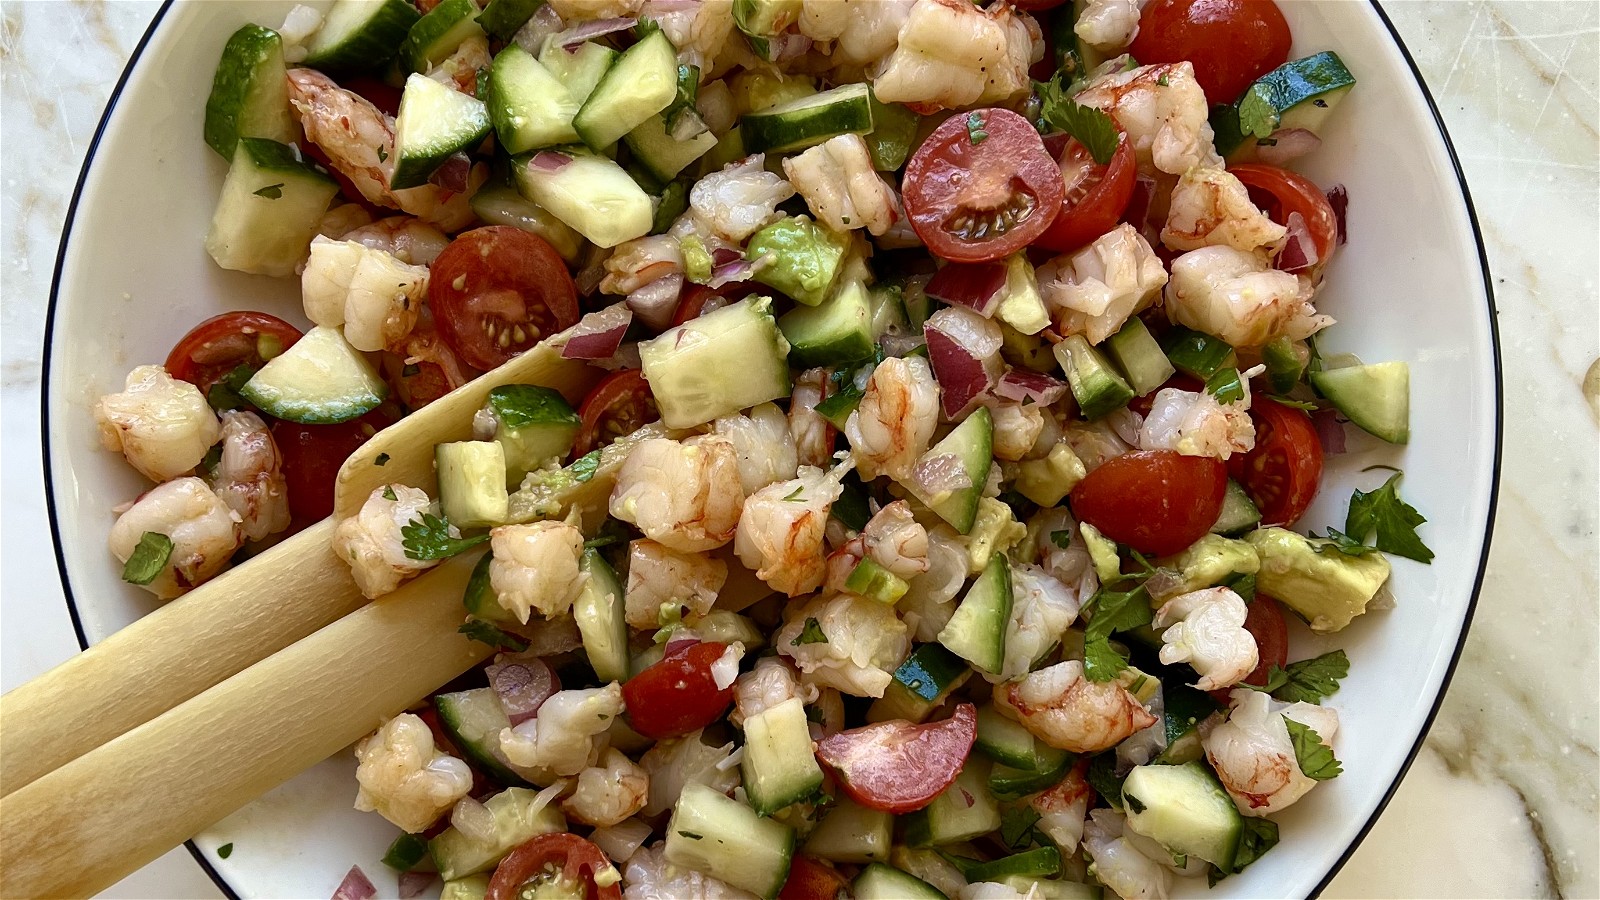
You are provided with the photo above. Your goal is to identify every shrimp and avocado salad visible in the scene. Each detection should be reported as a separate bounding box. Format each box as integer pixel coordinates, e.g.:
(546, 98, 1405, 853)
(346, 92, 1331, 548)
(89, 0, 1438, 896)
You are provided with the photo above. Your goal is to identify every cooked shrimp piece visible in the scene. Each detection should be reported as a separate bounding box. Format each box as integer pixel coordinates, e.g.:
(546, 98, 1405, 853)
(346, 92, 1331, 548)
(563, 747, 650, 827)
(1000, 563, 1081, 681)
(689, 155, 795, 242)
(610, 435, 745, 553)
(799, 0, 912, 68)
(1081, 809, 1173, 900)
(871, 0, 1036, 109)
(425, 32, 490, 95)
(1153, 587, 1259, 691)
(1137, 378, 1259, 461)
(1038, 223, 1168, 345)
(1162, 167, 1288, 253)
(1031, 758, 1095, 855)
(776, 592, 910, 697)
(788, 368, 834, 468)
(732, 656, 817, 727)
(862, 500, 929, 580)
(1074, 0, 1141, 51)
(734, 463, 849, 596)
(95, 365, 220, 483)
(488, 521, 587, 623)
(317, 203, 375, 239)
(898, 525, 968, 641)
(985, 397, 1047, 462)
(500, 683, 626, 779)
(1075, 62, 1222, 176)
(301, 237, 428, 352)
(638, 730, 741, 817)
(843, 356, 940, 481)
(642, 0, 736, 73)
(1031, 507, 1099, 599)
(993, 660, 1158, 754)
(623, 843, 757, 900)
(714, 402, 800, 494)
(1165, 245, 1332, 347)
(342, 216, 451, 265)
(108, 477, 243, 600)
(783, 140, 897, 235)
(600, 235, 684, 296)
(332, 484, 443, 599)
(549, 0, 644, 19)
(1204, 689, 1340, 815)
(209, 411, 290, 542)
(624, 539, 727, 628)
(353, 713, 474, 833)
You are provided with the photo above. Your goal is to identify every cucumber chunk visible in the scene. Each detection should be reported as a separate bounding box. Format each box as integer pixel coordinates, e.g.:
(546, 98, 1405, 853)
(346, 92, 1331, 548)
(487, 45, 581, 154)
(537, 40, 618, 105)
(779, 280, 875, 369)
(511, 148, 654, 248)
(990, 755, 1072, 799)
(844, 557, 910, 604)
(625, 112, 719, 182)
(852, 863, 947, 900)
(866, 93, 919, 171)
(975, 703, 1070, 773)
(733, 0, 803, 61)
(1054, 335, 1134, 420)
(903, 758, 1002, 847)
(436, 441, 509, 529)
(1121, 761, 1243, 870)
(572, 30, 679, 151)
(742, 697, 825, 816)
(487, 385, 582, 486)
(204, 24, 296, 159)
(638, 297, 792, 428)
(205, 138, 338, 278)
(905, 407, 994, 534)
(401, 0, 484, 73)
(239, 325, 386, 424)
(742, 82, 874, 154)
(392, 73, 491, 189)
(1160, 326, 1237, 379)
(429, 786, 566, 881)
(867, 643, 973, 724)
(434, 688, 533, 788)
(963, 846, 1062, 883)
(1104, 317, 1176, 397)
(1210, 479, 1262, 535)
(469, 180, 585, 264)
(1215, 51, 1357, 157)
(804, 796, 894, 864)
(574, 548, 630, 683)
(477, 0, 545, 40)
(1261, 336, 1308, 393)
(664, 783, 795, 897)
(1310, 361, 1410, 444)
(1152, 683, 1221, 765)
(303, 0, 421, 72)
(462, 551, 507, 622)
(937, 553, 1012, 675)
(439, 875, 491, 900)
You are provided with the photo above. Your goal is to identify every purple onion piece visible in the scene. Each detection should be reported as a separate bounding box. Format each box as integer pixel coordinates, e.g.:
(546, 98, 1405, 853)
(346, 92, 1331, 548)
(488, 660, 559, 725)
(331, 866, 376, 900)
(398, 872, 438, 900)
(1312, 407, 1348, 455)
(1326, 184, 1349, 246)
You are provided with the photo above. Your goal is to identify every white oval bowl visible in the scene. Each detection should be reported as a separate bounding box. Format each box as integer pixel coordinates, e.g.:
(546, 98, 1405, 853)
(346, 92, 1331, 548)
(44, 1, 1500, 897)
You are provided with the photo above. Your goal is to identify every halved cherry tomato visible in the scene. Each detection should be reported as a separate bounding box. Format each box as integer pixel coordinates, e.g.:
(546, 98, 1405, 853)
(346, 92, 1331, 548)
(1129, 0, 1292, 105)
(429, 226, 580, 371)
(165, 312, 303, 397)
(488, 833, 621, 900)
(573, 370, 660, 457)
(1069, 450, 1227, 557)
(1227, 396, 1323, 527)
(622, 640, 736, 740)
(903, 109, 1064, 263)
(1034, 133, 1137, 253)
(778, 856, 850, 900)
(813, 703, 977, 814)
(1209, 594, 1289, 703)
(272, 405, 399, 528)
(1228, 163, 1341, 266)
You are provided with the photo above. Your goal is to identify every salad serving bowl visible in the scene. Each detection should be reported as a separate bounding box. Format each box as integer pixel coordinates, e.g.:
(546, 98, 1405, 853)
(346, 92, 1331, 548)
(42, 0, 1500, 897)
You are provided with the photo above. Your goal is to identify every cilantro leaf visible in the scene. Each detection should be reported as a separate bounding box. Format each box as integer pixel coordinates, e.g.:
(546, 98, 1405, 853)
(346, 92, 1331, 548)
(1229, 817, 1280, 874)
(1272, 649, 1349, 704)
(374, 453, 391, 467)
(1238, 666, 1290, 695)
(999, 805, 1042, 850)
(458, 618, 529, 652)
(1310, 527, 1380, 558)
(121, 532, 174, 585)
(1082, 584, 1154, 682)
(791, 617, 828, 646)
(401, 512, 490, 561)
(1083, 634, 1132, 684)
(1236, 86, 1280, 139)
(1050, 529, 1074, 549)
(570, 450, 602, 484)
(1344, 472, 1434, 563)
(217, 843, 234, 860)
(783, 486, 805, 502)
(1037, 76, 1120, 165)
(1085, 753, 1126, 810)
(1283, 716, 1342, 780)
(253, 183, 284, 199)
(376, 145, 388, 163)
(1221, 571, 1256, 602)
(382, 485, 398, 501)
(1266, 395, 1319, 411)
(1205, 367, 1245, 404)
(965, 111, 989, 145)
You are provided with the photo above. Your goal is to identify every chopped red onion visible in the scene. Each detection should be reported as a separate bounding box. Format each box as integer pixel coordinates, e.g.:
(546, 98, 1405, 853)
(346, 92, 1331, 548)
(879, 331, 927, 359)
(1254, 127, 1322, 166)
(925, 262, 1007, 316)
(529, 150, 571, 173)
(562, 303, 634, 360)
(487, 659, 559, 725)
(1312, 407, 1347, 455)
(398, 872, 438, 900)
(995, 368, 1068, 406)
(708, 256, 762, 289)
(911, 453, 973, 496)
(772, 33, 813, 62)
(513, 3, 565, 52)
(452, 796, 499, 844)
(627, 273, 684, 331)
(925, 306, 1003, 419)
(664, 636, 699, 657)
(331, 866, 376, 900)
(1326, 184, 1349, 246)
(426, 153, 472, 193)
(1042, 132, 1072, 160)
(555, 16, 637, 48)
(711, 246, 743, 268)
(1277, 211, 1319, 273)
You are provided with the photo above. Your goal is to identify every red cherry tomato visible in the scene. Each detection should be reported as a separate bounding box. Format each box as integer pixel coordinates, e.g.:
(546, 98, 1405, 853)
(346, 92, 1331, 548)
(1209, 595, 1290, 703)
(573, 370, 660, 458)
(429, 226, 580, 371)
(1034, 133, 1137, 254)
(1228, 163, 1341, 267)
(487, 833, 621, 900)
(622, 640, 736, 740)
(164, 312, 303, 397)
(272, 406, 398, 527)
(904, 109, 1064, 263)
(1069, 450, 1228, 557)
(1227, 397, 1323, 527)
(814, 703, 977, 814)
(778, 856, 850, 900)
(1129, 0, 1292, 104)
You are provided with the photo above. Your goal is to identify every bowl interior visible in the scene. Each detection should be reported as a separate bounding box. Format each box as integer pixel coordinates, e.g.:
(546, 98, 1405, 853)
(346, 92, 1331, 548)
(44, 2, 1497, 897)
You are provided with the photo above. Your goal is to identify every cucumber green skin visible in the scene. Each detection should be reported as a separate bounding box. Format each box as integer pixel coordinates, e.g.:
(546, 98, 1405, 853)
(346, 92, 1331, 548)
(852, 864, 948, 900)
(1055, 335, 1134, 421)
(489, 384, 582, 483)
(204, 24, 294, 159)
(1121, 761, 1243, 870)
(843, 557, 909, 604)
(902, 759, 1002, 847)
(963, 846, 1062, 883)
(1160, 327, 1237, 379)
(462, 551, 510, 622)
(741, 83, 875, 153)
(1261, 336, 1307, 394)
(433, 689, 534, 787)
(1209, 480, 1262, 535)
(391, 74, 492, 190)
(911, 406, 994, 534)
(937, 552, 1012, 675)
(572, 31, 678, 151)
(401, 0, 484, 73)
(236, 323, 386, 424)
(803, 797, 894, 864)
(574, 549, 630, 683)
(303, 0, 421, 72)
(866, 93, 919, 171)
(741, 698, 825, 816)
(664, 783, 796, 897)
(381, 832, 431, 871)
(867, 643, 972, 724)
(779, 283, 875, 369)
(487, 46, 580, 154)
(624, 113, 719, 183)
(429, 787, 566, 881)
(1104, 317, 1176, 398)
(1310, 362, 1410, 444)
(975, 704, 1068, 772)
(477, 0, 545, 40)
(989, 755, 1072, 800)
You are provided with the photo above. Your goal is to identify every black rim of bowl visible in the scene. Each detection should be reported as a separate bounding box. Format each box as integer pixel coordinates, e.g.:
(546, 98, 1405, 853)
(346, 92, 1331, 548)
(39, 2, 1503, 898)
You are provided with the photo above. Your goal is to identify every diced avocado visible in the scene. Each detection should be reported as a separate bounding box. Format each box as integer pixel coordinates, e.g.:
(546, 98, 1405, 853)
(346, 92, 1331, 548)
(1079, 522, 1121, 583)
(867, 643, 973, 724)
(1001, 324, 1058, 374)
(845, 557, 910, 604)
(1159, 534, 1260, 596)
(1015, 441, 1088, 507)
(1161, 326, 1237, 379)
(903, 758, 1002, 847)
(1261, 336, 1308, 394)
(439, 874, 491, 900)
(429, 787, 566, 881)
(436, 441, 510, 528)
(995, 253, 1050, 336)
(1245, 527, 1392, 632)
(1054, 334, 1133, 420)
(748, 216, 850, 307)
(487, 385, 582, 487)
(1210, 479, 1263, 535)
(805, 797, 894, 864)
(1105, 318, 1176, 397)
(1310, 361, 1410, 444)
(962, 498, 1027, 574)
(638, 297, 792, 428)
(938, 553, 1013, 675)
(779, 280, 876, 369)
(904, 408, 994, 534)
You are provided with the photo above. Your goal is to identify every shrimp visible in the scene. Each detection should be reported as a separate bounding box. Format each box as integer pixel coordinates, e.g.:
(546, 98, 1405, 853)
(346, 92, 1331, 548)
(1153, 587, 1259, 691)
(984, 397, 1047, 462)
(600, 235, 683, 296)
(1074, 0, 1141, 52)
(623, 843, 757, 900)
(639, 730, 740, 817)
(1137, 379, 1258, 461)
(285, 68, 484, 231)
(843, 355, 940, 481)
(1030, 507, 1099, 599)
(688, 155, 795, 242)
(732, 656, 816, 726)
(108, 477, 244, 600)
(1031, 758, 1095, 855)
(1000, 563, 1081, 681)
(352, 713, 474, 833)
(782, 139, 897, 235)
(1062, 416, 1135, 474)
(95, 365, 220, 483)
(1038, 223, 1168, 345)
(1165, 245, 1331, 347)
(641, 0, 736, 74)
(734, 463, 849, 596)
(548, 0, 644, 19)
(993, 660, 1158, 754)
(1075, 62, 1223, 176)
(209, 411, 290, 542)
(332, 484, 443, 599)
(800, 0, 913, 69)
(1162, 167, 1288, 254)
(871, 0, 1036, 109)
(488, 521, 587, 623)
(317, 203, 375, 240)
(1081, 809, 1173, 900)
(500, 684, 625, 779)
(899, 525, 968, 641)
(1203, 689, 1340, 815)
(562, 747, 650, 827)
(862, 500, 929, 580)
(788, 367, 834, 468)
(610, 435, 745, 553)
(425, 32, 490, 96)
(301, 236, 428, 352)
(714, 402, 800, 494)
(776, 592, 909, 698)
(624, 539, 727, 628)
(342, 216, 451, 265)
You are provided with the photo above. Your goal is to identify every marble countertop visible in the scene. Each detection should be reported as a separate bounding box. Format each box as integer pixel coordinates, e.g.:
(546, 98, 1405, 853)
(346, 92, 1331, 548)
(2, 1, 1595, 898)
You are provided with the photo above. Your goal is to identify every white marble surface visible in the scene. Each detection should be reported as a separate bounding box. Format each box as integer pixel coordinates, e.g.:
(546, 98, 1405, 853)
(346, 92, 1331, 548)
(1, 1, 1595, 898)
